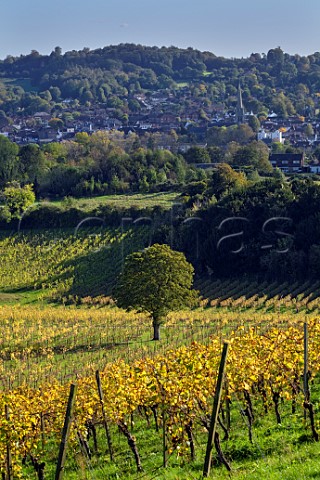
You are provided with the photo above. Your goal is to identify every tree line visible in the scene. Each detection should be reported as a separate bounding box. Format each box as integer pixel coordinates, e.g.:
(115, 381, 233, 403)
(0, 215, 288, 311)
(0, 131, 206, 198)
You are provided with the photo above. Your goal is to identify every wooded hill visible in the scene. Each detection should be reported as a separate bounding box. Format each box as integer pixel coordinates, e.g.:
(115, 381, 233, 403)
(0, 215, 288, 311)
(0, 44, 319, 117)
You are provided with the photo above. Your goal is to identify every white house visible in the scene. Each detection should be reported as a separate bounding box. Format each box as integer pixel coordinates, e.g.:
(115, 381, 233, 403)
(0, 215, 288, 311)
(257, 129, 284, 144)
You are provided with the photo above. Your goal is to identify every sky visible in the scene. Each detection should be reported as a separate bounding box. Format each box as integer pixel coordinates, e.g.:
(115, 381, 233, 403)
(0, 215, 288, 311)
(1, 0, 320, 60)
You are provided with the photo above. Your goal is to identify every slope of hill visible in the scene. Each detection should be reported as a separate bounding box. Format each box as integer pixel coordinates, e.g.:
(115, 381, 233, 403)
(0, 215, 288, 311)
(0, 226, 151, 301)
(0, 44, 319, 118)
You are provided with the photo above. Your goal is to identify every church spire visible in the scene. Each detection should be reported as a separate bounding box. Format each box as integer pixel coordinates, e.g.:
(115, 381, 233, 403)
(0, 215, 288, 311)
(236, 80, 245, 124)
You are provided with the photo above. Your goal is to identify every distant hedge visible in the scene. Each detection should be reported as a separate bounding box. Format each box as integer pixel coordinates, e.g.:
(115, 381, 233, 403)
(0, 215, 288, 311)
(2, 203, 168, 230)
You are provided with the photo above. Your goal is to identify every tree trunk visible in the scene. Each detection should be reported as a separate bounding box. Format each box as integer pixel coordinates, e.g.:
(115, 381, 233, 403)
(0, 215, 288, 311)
(152, 319, 161, 341)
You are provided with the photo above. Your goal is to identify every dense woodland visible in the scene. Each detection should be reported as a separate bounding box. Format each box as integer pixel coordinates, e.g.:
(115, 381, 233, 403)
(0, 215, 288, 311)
(0, 44, 320, 118)
(176, 174, 320, 282)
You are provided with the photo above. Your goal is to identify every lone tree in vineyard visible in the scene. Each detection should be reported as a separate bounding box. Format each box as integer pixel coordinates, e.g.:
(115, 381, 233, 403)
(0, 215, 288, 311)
(113, 244, 198, 340)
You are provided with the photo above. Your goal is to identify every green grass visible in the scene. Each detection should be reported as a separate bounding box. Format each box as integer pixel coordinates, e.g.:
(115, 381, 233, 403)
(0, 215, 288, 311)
(49, 191, 180, 210)
(0, 292, 23, 303)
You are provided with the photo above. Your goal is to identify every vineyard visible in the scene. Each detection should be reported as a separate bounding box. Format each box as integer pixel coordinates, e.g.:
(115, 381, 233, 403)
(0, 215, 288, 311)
(1, 310, 320, 479)
(0, 226, 151, 300)
(1, 305, 317, 390)
(196, 277, 320, 312)
(2, 227, 320, 313)
(1, 230, 320, 478)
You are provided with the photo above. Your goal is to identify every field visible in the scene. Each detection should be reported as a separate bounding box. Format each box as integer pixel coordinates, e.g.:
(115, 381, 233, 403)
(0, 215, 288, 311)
(48, 191, 179, 211)
(0, 229, 320, 479)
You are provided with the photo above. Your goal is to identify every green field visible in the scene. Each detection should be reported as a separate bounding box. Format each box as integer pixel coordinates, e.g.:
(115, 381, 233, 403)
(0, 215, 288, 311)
(49, 191, 180, 211)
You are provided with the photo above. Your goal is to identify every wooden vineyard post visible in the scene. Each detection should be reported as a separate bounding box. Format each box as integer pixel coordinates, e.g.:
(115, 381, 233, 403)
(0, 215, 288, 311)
(40, 412, 46, 450)
(55, 383, 77, 480)
(302, 322, 319, 440)
(203, 341, 229, 478)
(5, 405, 12, 480)
(162, 402, 167, 468)
(95, 370, 114, 461)
(304, 322, 309, 420)
(225, 381, 231, 432)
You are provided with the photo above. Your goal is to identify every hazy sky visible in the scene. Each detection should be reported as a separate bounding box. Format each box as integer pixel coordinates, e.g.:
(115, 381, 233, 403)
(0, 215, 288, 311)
(1, 0, 320, 59)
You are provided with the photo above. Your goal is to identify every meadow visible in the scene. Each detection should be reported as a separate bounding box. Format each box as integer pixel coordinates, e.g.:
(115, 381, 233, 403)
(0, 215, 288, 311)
(49, 191, 179, 211)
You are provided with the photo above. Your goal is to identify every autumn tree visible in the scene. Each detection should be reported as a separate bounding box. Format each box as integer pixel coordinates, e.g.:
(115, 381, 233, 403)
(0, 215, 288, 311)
(209, 163, 247, 199)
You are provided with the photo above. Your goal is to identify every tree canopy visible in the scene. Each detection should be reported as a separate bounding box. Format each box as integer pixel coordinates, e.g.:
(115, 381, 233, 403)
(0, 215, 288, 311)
(1, 43, 320, 119)
(113, 244, 198, 340)
(0, 183, 35, 222)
